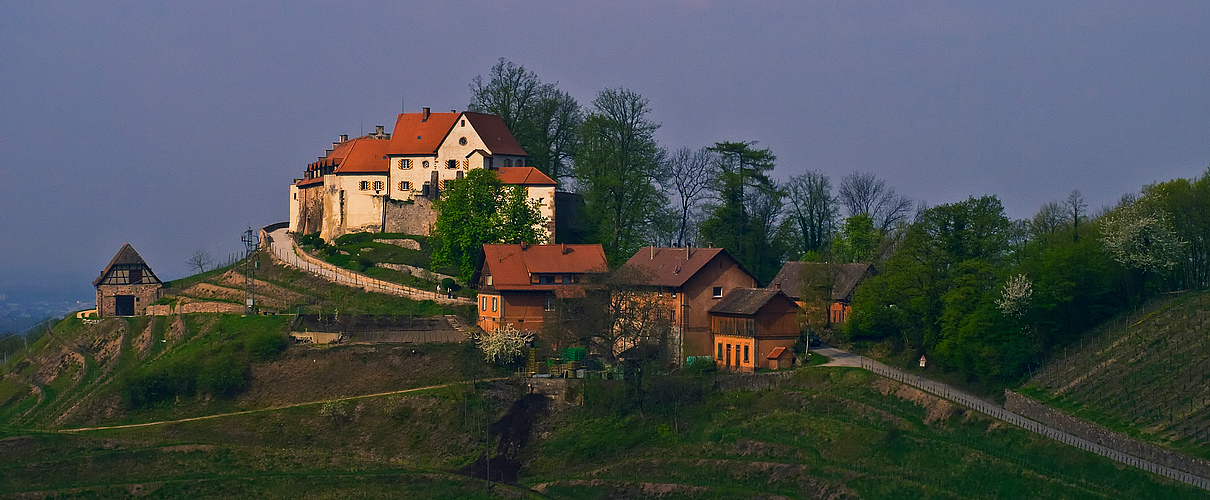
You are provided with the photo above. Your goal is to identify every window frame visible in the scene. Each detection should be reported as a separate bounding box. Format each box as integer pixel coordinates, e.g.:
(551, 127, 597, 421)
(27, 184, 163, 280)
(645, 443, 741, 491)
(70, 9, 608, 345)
(359, 180, 370, 190)
(712, 286, 723, 298)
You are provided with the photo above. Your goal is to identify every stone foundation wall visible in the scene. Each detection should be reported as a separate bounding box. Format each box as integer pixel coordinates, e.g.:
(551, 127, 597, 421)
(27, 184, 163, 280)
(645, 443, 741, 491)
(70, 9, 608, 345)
(384, 197, 437, 236)
(525, 377, 583, 406)
(145, 300, 243, 316)
(97, 284, 161, 317)
(1005, 390, 1210, 477)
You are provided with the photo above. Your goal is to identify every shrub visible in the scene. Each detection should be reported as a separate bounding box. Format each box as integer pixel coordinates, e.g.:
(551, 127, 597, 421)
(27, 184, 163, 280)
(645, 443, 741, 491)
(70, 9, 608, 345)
(245, 330, 287, 361)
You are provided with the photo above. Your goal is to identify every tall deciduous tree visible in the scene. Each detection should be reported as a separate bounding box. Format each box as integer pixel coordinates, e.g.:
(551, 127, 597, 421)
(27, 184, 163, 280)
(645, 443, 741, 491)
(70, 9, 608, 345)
(469, 58, 582, 182)
(1100, 197, 1186, 293)
(784, 171, 837, 259)
(837, 171, 913, 232)
(573, 87, 667, 263)
(664, 147, 716, 248)
(698, 141, 785, 283)
(432, 169, 547, 282)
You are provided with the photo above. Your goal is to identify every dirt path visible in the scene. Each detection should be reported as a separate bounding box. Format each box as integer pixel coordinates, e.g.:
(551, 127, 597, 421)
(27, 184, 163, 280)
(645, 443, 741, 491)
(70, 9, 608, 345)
(54, 377, 505, 433)
(265, 227, 471, 305)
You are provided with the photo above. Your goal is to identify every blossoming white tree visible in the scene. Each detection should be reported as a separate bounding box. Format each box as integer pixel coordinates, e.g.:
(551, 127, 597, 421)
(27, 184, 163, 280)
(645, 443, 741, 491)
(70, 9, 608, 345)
(1100, 200, 1186, 274)
(476, 323, 534, 365)
(996, 273, 1032, 318)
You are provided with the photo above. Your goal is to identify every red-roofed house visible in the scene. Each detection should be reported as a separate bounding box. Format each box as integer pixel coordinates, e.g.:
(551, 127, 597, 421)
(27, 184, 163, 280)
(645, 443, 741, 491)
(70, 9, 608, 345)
(475, 244, 608, 333)
(289, 108, 555, 242)
(621, 247, 757, 359)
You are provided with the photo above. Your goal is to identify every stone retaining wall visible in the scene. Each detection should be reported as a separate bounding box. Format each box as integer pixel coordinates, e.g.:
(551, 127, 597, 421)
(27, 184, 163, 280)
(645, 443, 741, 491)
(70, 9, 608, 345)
(145, 301, 243, 316)
(1005, 390, 1210, 478)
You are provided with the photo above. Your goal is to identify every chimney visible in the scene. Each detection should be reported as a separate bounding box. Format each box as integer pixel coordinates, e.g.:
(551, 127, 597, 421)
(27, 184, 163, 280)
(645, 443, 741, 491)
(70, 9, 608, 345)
(521, 242, 529, 250)
(562, 243, 570, 255)
(650, 246, 654, 259)
(686, 246, 691, 260)
(375, 125, 385, 135)
(422, 107, 430, 122)
(339, 134, 348, 142)
(325, 149, 333, 156)
(332, 142, 340, 150)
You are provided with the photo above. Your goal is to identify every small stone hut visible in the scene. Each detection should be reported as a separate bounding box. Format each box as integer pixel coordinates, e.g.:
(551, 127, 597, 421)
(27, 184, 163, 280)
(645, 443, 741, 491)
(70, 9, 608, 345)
(94, 243, 162, 317)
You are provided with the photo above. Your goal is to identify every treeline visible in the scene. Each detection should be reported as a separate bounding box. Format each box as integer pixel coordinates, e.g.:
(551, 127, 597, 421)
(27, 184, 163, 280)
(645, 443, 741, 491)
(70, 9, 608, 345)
(447, 59, 914, 283)
(847, 173, 1210, 387)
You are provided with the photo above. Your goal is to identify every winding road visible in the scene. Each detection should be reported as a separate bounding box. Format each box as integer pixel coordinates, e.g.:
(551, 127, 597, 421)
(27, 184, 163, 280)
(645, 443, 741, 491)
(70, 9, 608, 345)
(264, 227, 472, 306)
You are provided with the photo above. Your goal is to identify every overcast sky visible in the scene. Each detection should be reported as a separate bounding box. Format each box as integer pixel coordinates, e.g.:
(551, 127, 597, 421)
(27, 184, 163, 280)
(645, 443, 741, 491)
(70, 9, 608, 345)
(2, 1, 1207, 303)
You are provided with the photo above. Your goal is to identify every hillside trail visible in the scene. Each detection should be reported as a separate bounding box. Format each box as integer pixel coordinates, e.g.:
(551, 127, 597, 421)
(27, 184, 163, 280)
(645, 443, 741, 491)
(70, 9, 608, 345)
(264, 227, 472, 306)
(813, 344, 1210, 491)
(51, 377, 505, 433)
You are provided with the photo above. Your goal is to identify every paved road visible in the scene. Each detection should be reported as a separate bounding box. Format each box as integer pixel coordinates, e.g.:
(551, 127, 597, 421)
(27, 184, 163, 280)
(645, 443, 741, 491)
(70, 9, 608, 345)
(812, 345, 1210, 491)
(265, 227, 471, 305)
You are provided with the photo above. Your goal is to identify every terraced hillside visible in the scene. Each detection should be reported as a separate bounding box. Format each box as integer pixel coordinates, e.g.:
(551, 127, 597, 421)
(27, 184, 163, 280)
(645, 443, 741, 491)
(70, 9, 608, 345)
(1022, 290, 1210, 459)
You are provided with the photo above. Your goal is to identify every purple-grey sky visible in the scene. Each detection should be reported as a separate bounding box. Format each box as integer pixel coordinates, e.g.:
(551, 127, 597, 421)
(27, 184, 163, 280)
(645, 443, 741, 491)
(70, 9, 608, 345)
(2, 1, 1207, 304)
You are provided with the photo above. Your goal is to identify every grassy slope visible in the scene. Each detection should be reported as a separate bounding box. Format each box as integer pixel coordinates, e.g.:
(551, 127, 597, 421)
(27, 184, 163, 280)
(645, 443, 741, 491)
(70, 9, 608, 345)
(2, 368, 1202, 499)
(520, 368, 1205, 500)
(1020, 289, 1210, 460)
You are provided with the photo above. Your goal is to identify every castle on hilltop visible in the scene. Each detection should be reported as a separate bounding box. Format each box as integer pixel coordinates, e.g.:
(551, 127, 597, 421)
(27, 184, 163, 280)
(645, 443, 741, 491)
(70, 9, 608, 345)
(289, 108, 556, 242)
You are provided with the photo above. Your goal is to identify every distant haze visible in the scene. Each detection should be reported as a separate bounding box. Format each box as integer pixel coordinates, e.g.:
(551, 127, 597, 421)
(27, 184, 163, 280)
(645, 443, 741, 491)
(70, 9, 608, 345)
(1, 2, 1207, 305)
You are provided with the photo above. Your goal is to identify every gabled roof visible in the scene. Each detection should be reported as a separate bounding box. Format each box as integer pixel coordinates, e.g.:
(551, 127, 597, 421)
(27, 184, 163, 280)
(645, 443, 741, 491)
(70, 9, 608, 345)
(387, 111, 462, 155)
(708, 287, 795, 316)
(622, 247, 752, 288)
(767, 262, 872, 302)
(495, 167, 556, 186)
(331, 137, 393, 174)
(463, 112, 528, 156)
(481, 244, 608, 291)
(93, 243, 160, 286)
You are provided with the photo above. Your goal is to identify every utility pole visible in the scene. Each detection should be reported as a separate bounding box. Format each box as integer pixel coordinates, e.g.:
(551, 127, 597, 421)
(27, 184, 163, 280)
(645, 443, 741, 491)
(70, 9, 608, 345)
(242, 227, 259, 315)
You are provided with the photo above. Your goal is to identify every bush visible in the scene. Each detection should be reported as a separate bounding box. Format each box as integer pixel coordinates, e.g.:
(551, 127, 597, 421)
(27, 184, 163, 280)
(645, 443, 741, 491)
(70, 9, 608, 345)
(245, 330, 287, 361)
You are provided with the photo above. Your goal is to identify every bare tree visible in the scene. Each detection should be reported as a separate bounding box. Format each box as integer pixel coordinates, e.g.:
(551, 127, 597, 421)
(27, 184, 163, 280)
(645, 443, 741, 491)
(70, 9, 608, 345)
(664, 147, 716, 247)
(1029, 201, 1067, 239)
(1064, 189, 1087, 242)
(187, 250, 213, 274)
(784, 171, 837, 258)
(837, 171, 913, 232)
(544, 266, 673, 363)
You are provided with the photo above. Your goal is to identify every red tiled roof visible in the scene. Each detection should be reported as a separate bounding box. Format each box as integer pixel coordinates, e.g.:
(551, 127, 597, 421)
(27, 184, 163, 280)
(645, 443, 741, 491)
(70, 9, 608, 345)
(296, 176, 324, 187)
(332, 137, 393, 174)
(767, 262, 872, 301)
(622, 247, 753, 288)
(387, 111, 462, 155)
(464, 112, 528, 156)
(495, 167, 555, 186)
(767, 346, 787, 360)
(482, 244, 608, 290)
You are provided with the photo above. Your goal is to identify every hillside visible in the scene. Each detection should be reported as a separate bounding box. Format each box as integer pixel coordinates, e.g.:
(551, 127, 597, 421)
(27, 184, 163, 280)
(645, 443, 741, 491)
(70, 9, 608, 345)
(3, 367, 1204, 498)
(1021, 289, 1210, 459)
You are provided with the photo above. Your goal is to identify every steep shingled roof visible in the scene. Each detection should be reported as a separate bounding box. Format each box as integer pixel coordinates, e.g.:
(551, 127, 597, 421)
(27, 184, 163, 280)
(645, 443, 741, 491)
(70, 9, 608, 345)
(481, 244, 608, 291)
(93, 243, 160, 287)
(387, 111, 463, 155)
(332, 137, 394, 174)
(708, 287, 794, 316)
(767, 262, 872, 302)
(463, 112, 528, 156)
(622, 247, 752, 288)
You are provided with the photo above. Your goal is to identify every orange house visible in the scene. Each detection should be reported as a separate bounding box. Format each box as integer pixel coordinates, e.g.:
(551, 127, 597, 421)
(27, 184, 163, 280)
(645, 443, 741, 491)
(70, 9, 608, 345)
(474, 244, 608, 334)
(709, 288, 800, 372)
(622, 247, 757, 359)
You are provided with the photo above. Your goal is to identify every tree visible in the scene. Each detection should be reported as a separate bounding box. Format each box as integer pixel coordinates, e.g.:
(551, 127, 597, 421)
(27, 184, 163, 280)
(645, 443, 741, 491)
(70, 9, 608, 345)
(469, 58, 582, 182)
(572, 87, 668, 263)
(477, 324, 534, 365)
(187, 250, 213, 274)
(784, 171, 837, 258)
(1100, 198, 1186, 293)
(698, 141, 785, 283)
(664, 147, 716, 248)
(831, 215, 878, 263)
(837, 171, 913, 232)
(1028, 201, 1067, 240)
(432, 169, 548, 282)
(1064, 189, 1087, 242)
(544, 266, 673, 363)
